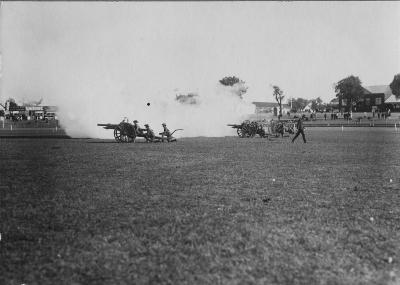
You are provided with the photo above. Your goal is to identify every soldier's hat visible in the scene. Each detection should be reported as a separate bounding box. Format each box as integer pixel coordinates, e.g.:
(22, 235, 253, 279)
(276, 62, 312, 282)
(144, 124, 149, 127)
(133, 120, 138, 123)
(162, 123, 166, 126)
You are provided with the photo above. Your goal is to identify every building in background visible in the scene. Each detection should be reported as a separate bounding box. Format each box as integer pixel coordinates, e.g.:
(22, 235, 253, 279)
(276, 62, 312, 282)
(385, 94, 400, 112)
(338, 85, 394, 112)
(252, 102, 291, 116)
(1, 98, 58, 120)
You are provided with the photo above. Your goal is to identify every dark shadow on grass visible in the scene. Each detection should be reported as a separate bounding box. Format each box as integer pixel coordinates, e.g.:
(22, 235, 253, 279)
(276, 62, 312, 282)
(86, 140, 155, 144)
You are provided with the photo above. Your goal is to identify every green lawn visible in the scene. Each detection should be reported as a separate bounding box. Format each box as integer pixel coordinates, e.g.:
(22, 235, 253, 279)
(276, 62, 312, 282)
(1, 128, 399, 284)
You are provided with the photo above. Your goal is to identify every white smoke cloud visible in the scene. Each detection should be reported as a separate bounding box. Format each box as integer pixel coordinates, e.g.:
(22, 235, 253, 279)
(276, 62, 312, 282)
(58, 82, 255, 138)
(2, 3, 257, 138)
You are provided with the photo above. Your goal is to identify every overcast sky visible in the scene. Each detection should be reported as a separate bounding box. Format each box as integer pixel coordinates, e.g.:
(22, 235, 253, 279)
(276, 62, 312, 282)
(1, 1, 399, 104)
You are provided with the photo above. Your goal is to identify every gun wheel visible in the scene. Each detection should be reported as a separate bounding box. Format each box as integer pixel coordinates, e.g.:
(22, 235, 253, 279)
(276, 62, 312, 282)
(114, 127, 123, 142)
(237, 128, 245, 138)
(113, 128, 131, 143)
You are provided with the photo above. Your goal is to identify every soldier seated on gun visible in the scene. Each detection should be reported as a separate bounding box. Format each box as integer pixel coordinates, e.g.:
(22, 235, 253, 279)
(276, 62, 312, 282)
(159, 123, 175, 142)
(133, 120, 145, 135)
(144, 124, 155, 142)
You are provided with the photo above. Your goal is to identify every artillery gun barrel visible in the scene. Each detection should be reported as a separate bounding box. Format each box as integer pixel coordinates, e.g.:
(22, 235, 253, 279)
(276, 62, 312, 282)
(227, 124, 241, 128)
(97, 123, 120, 129)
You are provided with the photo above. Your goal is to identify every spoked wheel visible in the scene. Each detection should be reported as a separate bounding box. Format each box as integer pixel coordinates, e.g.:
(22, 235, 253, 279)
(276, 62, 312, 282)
(237, 128, 246, 138)
(241, 126, 252, 138)
(114, 127, 135, 143)
(114, 127, 123, 142)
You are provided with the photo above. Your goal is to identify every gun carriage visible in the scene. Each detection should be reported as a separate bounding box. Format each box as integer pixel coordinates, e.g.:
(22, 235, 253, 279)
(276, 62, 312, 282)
(228, 119, 297, 138)
(97, 120, 182, 143)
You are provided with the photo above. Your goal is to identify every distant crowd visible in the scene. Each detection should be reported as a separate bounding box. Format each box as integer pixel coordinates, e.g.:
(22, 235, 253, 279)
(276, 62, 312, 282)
(1, 113, 57, 122)
(286, 109, 393, 121)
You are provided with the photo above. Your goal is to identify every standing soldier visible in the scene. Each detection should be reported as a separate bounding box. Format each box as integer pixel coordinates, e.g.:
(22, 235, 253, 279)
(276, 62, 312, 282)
(292, 115, 307, 143)
(144, 124, 155, 142)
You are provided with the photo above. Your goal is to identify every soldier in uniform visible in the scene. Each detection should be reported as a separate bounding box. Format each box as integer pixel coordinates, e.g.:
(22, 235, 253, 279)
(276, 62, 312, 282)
(159, 123, 173, 142)
(292, 115, 307, 143)
(144, 124, 155, 142)
(133, 120, 144, 135)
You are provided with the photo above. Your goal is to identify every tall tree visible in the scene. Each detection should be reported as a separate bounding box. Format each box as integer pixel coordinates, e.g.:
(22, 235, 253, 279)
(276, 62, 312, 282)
(389, 74, 400, 98)
(219, 76, 248, 99)
(310, 97, 323, 111)
(272, 85, 284, 118)
(334, 75, 364, 112)
(6, 98, 18, 109)
(288, 97, 309, 112)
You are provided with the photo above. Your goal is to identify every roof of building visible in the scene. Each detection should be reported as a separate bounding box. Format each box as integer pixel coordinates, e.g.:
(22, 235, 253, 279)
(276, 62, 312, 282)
(252, 102, 290, 108)
(385, 94, 400, 104)
(363, 85, 393, 101)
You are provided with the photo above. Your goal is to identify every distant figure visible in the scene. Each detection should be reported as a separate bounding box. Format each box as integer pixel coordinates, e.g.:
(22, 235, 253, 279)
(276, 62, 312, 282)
(324, 112, 327, 120)
(144, 124, 155, 141)
(378, 112, 381, 119)
(292, 115, 307, 143)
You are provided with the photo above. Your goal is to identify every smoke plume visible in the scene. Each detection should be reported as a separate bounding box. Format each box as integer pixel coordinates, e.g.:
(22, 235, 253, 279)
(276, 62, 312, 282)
(2, 3, 256, 138)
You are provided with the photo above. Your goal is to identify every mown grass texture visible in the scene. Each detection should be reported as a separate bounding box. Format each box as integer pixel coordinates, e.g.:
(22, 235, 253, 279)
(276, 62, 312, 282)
(1, 128, 400, 284)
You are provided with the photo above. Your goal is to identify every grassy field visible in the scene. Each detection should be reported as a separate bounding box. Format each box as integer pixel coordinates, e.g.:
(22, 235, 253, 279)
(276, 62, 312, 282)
(1, 128, 400, 284)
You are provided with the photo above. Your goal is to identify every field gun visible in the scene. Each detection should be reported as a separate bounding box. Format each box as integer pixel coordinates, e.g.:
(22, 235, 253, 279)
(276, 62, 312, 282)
(228, 120, 268, 138)
(97, 121, 183, 143)
(228, 119, 297, 138)
(97, 122, 140, 143)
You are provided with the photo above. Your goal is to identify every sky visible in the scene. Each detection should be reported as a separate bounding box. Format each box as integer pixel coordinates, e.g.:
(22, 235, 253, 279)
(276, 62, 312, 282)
(0, 2, 399, 137)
